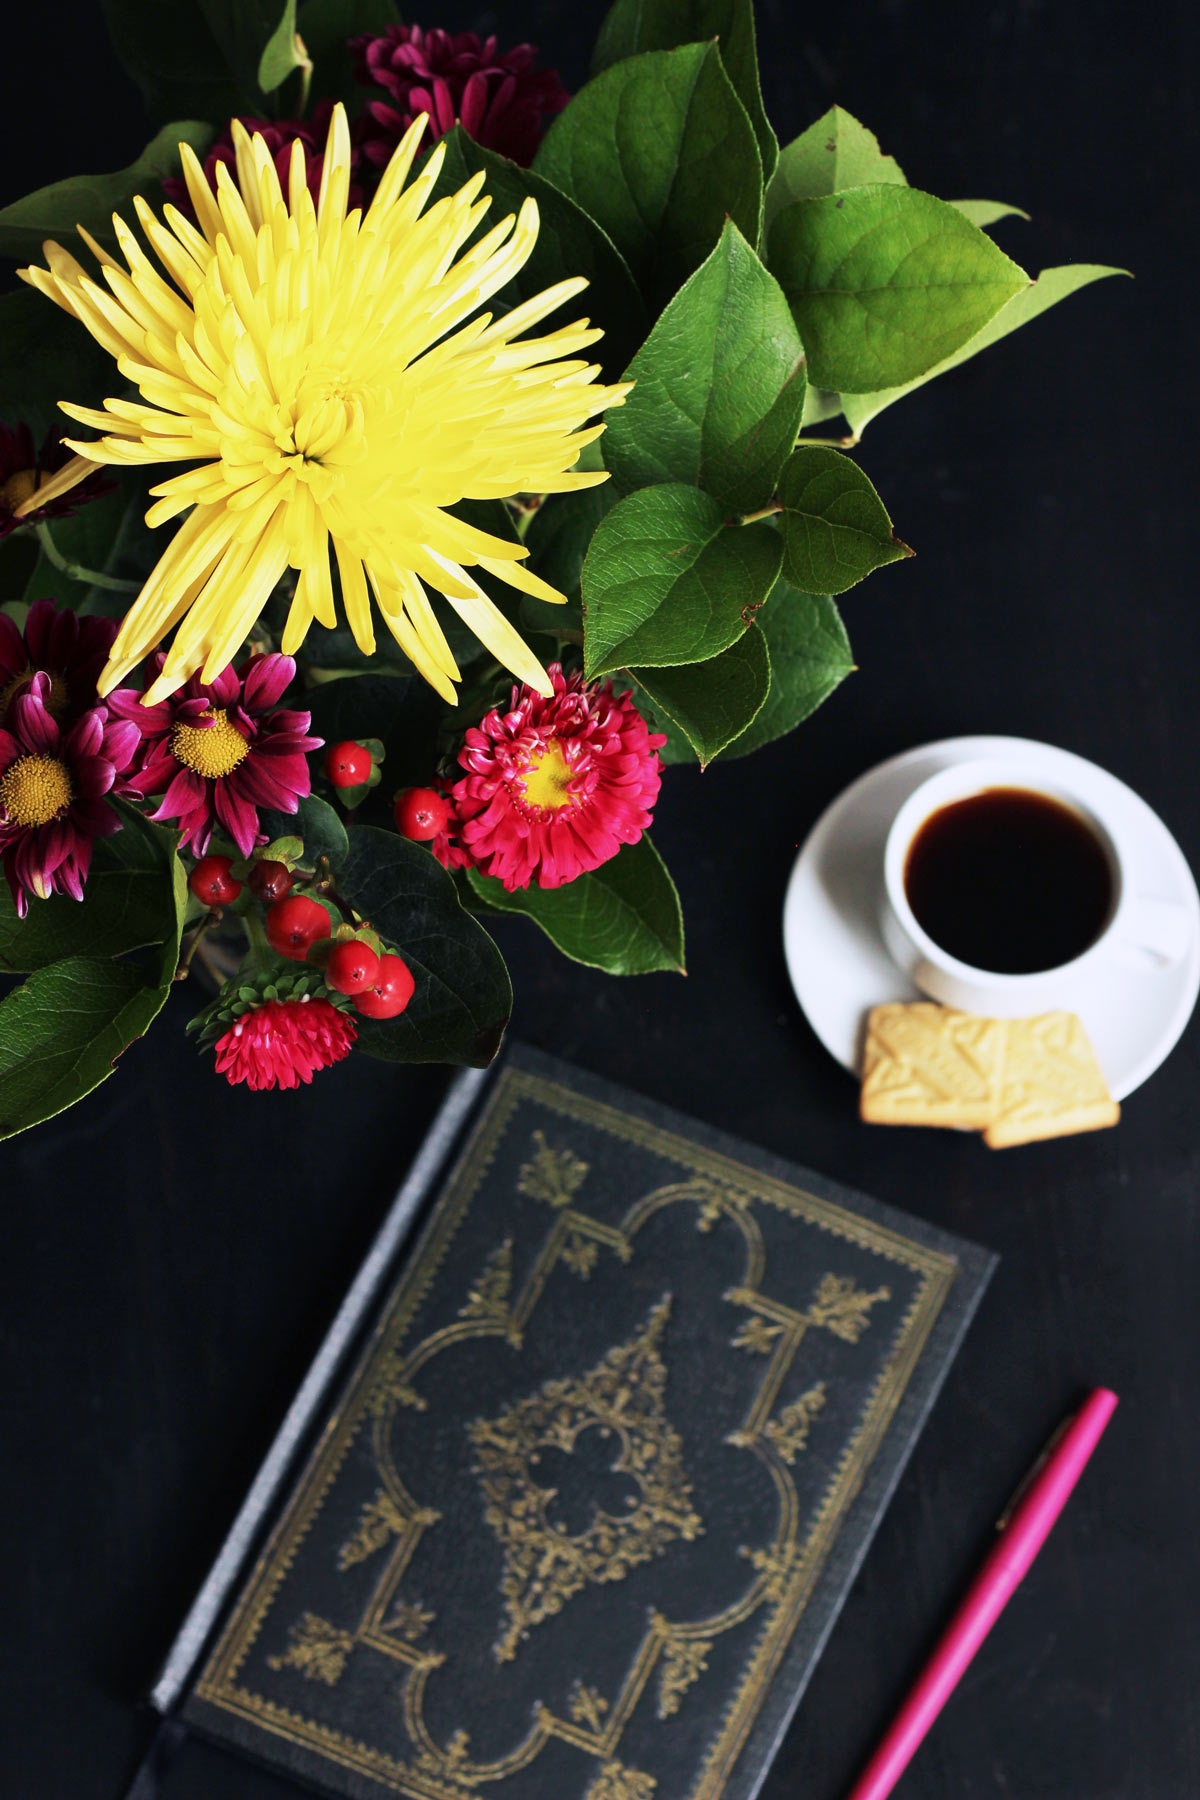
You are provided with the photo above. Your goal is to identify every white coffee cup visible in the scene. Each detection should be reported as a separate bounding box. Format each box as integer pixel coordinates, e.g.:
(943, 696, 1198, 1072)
(880, 755, 1193, 1017)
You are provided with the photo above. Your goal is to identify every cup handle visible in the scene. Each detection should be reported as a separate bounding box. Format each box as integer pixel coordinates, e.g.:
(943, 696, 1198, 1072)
(1111, 895, 1194, 969)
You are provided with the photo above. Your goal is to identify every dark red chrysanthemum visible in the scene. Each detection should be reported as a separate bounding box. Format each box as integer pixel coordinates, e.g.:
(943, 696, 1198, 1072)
(213, 995, 357, 1090)
(0, 672, 140, 917)
(0, 423, 113, 541)
(351, 24, 569, 169)
(434, 663, 665, 891)
(108, 652, 321, 858)
(0, 597, 117, 730)
(161, 100, 365, 218)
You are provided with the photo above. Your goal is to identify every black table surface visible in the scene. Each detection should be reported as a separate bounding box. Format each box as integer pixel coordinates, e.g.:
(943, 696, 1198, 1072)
(3, 3, 1197, 1797)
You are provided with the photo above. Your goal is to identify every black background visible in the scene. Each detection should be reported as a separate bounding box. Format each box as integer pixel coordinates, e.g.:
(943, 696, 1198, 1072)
(2, 2, 1197, 1797)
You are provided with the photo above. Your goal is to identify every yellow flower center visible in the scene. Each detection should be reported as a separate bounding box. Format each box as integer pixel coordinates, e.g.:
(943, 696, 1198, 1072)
(0, 468, 39, 510)
(520, 740, 575, 811)
(0, 666, 69, 723)
(0, 753, 73, 826)
(172, 708, 249, 779)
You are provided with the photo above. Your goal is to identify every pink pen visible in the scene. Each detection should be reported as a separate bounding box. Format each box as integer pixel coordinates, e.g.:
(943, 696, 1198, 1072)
(845, 1386, 1119, 1800)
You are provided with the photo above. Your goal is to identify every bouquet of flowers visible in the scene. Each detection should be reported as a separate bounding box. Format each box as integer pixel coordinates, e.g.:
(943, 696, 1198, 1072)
(0, 0, 1118, 1135)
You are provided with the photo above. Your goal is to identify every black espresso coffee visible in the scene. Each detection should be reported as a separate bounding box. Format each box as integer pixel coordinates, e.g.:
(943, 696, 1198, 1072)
(903, 786, 1114, 975)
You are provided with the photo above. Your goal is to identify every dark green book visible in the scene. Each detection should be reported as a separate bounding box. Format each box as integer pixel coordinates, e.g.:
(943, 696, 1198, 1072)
(171, 1045, 994, 1800)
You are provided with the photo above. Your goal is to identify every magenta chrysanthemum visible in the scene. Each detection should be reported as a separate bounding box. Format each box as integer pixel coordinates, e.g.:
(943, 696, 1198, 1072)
(437, 663, 666, 891)
(161, 101, 365, 217)
(213, 995, 357, 1091)
(0, 422, 113, 541)
(0, 597, 118, 729)
(0, 672, 139, 917)
(351, 24, 569, 169)
(108, 652, 321, 859)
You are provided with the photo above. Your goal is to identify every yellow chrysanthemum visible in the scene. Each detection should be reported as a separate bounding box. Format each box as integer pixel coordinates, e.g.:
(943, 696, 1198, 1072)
(19, 104, 629, 704)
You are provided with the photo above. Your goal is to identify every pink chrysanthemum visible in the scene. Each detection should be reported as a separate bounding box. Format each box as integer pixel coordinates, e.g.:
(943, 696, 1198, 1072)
(0, 672, 139, 917)
(351, 24, 569, 169)
(213, 995, 357, 1091)
(108, 652, 320, 858)
(161, 100, 365, 218)
(0, 422, 113, 541)
(0, 597, 118, 729)
(437, 663, 666, 891)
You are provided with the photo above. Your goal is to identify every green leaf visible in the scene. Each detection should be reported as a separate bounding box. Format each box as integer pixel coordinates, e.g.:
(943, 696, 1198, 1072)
(297, 0, 399, 109)
(630, 624, 770, 765)
(0, 123, 215, 263)
(0, 957, 174, 1140)
(101, 0, 303, 123)
(534, 43, 762, 313)
(467, 836, 684, 975)
(0, 805, 184, 1139)
(260, 792, 349, 867)
(777, 446, 911, 593)
(581, 484, 783, 678)
(768, 184, 1029, 391)
(591, 0, 777, 183)
(765, 105, 906, 228)
(257, 0, 302, 92)
(426, 126, 647, 382)
(0, 811, 184, 973)
(723, 582, 853, 756)
(839, 263, 1127, 436)
(340, 826, 512, 1065)
(604, 221, 806, 514)
(950, 199, 1030, 228)
(22, 486, 131, 605)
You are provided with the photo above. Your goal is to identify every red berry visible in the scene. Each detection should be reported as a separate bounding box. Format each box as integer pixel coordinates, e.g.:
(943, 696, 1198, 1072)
(326, 939, 381, 996)
(325, 740, 372, 788)
(394, 786, 448, 841)
(188, 854, 241, 906)
(355, 952, 415, 1019)
(265, 894, 330, 961)
(248, 858, 293, 903)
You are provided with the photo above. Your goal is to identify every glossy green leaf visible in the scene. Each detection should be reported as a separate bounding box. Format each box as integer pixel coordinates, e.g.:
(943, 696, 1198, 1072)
(0, 291, 113, 441)
(22, 487, 132, 606)
(0, 810, 184, 973)
(0, 958, 175, 1140)
(260, 793, 349, 867)
(768, 184, 1028, 391)
(777, 446, 912, 593)
(535, 43, 761, 312)
(591, 0, 777, 182)
(427, 127, 647, 382)
(340, 826, 512, 1065)
(630, 624, 770, 765)
(604, 222, 806, 513)
(839, 263, 1127, 435)
(950, 199, 1030, 228)
(765, 105, 906, 228)
(467, 836, 684, 975)
(296, 0, 399, 108)
(581, 484, 783, 678)
(304, 673, 416, 763)
(723, 583, 853, 756)
(0, 807, 185, 1139)
(0, 122, 215, 263)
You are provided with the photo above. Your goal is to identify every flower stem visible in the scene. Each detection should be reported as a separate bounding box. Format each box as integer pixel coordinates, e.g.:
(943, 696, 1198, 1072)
(242, 904, 272, 968)
(35, 522, 141, 594)
(737, 502, 783, 525)
(175, 908, 221, 981)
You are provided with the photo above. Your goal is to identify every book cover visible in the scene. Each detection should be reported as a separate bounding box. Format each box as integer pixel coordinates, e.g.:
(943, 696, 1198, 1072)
(181, 1045, 995, 1800)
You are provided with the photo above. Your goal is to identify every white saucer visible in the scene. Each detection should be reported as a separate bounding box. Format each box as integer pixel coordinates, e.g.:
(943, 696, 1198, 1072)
(782, 736, 1200, 1101)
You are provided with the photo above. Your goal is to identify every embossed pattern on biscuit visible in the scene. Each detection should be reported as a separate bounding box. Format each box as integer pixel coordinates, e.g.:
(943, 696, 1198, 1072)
(984, 1011, 1119, 1148)
(860, 1003, 1006, 1130)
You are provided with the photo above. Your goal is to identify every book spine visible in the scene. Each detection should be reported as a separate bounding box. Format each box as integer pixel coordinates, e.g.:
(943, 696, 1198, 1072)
(148, 1063, 492, 1715)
